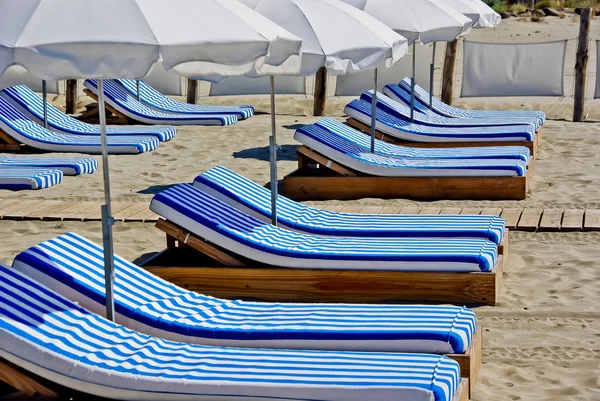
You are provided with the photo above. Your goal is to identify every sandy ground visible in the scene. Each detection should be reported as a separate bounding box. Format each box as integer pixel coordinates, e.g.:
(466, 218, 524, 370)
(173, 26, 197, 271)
(1, 15, 600, 401)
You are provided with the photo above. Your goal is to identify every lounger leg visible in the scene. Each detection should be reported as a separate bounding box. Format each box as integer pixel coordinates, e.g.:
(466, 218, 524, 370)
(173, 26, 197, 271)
(0, 359, 57, 399)
(166, 233, 177, 249)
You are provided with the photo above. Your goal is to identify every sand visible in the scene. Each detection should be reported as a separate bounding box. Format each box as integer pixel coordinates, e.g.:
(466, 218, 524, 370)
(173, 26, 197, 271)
(1, 15, 600, 401)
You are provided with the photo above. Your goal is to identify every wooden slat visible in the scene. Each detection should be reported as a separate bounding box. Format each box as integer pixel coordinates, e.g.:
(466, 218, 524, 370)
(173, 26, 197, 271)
(20, 200, 67, 219)
(516, 209, 543, 232)
(359, 206, 382, 214)
(459, 208, 482, 215)
(296, 146, 356, 177)
(0, 199, 26, 212)
(379, 207, 401, 214)
(26, 201, 79, 220)
(1, 200, 46, 218)
(500, 209, 523, 229)
(539, 209, 563, 231)
(584, 210, 600, 231)
(120, 203, 152, 221)
(57, 201, 99, 220)
(324, 206, 344, 212)
(439, 208, 462, 215)
(419, 207, 441, 215)
(339, 205, 363, 213)
(0, 359, 57, 398)
(400, 207, 421, 214)
(561, 209, 585, 231)
(480, 208, 502, 216)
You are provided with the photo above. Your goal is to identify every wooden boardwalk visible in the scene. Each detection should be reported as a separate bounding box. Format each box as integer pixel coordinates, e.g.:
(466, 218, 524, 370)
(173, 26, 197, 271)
(1, 199, 600, 232)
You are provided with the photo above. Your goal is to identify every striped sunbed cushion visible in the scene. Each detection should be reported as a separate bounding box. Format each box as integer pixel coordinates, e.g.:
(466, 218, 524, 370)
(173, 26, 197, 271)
(0, 156, 97, 175)
(114, 79, 254, 119)
(84, 80, 238, 126)
(317, 117, 530, 161)
(398, 78, 546, 124)
(345, 97, 536, 142)
(194, 165, 506, 244)
(0, 265, 462, 401)
(0, 96, 159, 154)
(295, 123, 528, 177)
(150, 183, 498, 272)
(14, 232, 476, 354)
(0, 85, 176, 142)
(364, 89, 540, 130)
(0, 168, 62, 189)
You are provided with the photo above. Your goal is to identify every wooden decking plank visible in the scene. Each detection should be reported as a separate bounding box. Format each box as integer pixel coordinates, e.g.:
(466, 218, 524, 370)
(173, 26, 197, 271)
(339, 205, 363, 213)
(539, 209, 563, 231)
(114, 203, 147, 221)
(18, 200, 66, 219)
(561, 209, 585, 231)
(379, 207, 401, 214)
(359, 206, 382, 214)
(584, 210, 600, 231)
(500, 209, 523, 229)
(26, 201, 78, 220)
(439, 208, 462, 215)
(516, 209, 543, 231)
(2, 200, 46, 218)
(58, 201, 99, 220)
(0, 199, 25, 212)
(480, 208, 502, 216)
(137, 208, 160, 222)
(460, 208, 482, 215)
(120, 203, 152, 221)
(400, 207, 421, 214)
(77, 203, 104, 220)
(419, 208, 442, 215)
(324, 206, 344, 212)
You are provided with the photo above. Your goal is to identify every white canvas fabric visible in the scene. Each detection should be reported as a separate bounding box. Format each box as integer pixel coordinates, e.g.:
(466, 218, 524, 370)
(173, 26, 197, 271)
(0, 66, 58, 93)
(144, 63, 183, 96)
(239, 0, 407, 76)
(0, 0, 302, 81)
(436, 0, 500, 28)
(461, 40, 567, 98)
(339, 0, 472, 44)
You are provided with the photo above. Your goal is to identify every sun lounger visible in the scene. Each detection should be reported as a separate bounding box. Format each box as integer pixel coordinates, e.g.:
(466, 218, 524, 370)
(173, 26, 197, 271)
(145, 183, 503, 305)
(113, 79, 254, 119)
(83, 79, 238, 126)
(379, 86, 541, 130)
(344, 95, 539, 156)
(283, 122, 529, 201)
(0, 168, 62, 189)
(0, 85, 176, 142)
(194, 165, 509, 251)
(0, 156, 97, 175)
(0, 95, 159, 154)
(398, 77, 546, 124)
(12, 232, 484, 390)
(0, 265, 467, 401)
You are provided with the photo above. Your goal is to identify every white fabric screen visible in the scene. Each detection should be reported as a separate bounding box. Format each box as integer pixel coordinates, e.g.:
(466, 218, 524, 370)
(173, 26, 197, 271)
(209, 76, 306, 96)
(0, 66, 59, 93)
(335, 43, 433, 96)
(461, 40, 566, 97)
(595, 40, 600, 99)
(144, 64, 183, 96)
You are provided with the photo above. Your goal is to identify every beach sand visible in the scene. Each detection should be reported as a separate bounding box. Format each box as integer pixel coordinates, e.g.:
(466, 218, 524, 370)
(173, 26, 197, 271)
(1, 15, 600, 401)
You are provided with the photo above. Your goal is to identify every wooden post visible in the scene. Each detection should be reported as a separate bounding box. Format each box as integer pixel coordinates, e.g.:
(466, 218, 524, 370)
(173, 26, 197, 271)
(441, 39, 458, 106)
(186, 78, 198, 104)
(313, 67, 327, 116)
(573, 8, 591, 122)
(65, 79, 77, 114)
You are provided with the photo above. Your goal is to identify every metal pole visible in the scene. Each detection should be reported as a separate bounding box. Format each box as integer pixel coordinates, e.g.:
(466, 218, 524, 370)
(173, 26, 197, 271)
(97, 79, 115, 322)
(370, 69, 378, 153)
(136, 80, 141, 102)
(269, 76, 278, 226)
(42, 80, 48, 129)
(411, 42, 416, 122)
(430, 42, 436, 107)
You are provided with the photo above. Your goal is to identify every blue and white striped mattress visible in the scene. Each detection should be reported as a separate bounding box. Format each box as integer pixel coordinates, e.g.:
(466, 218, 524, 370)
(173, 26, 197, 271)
(0, 265, 462, 401)
(194, 165, 506, 244)
(295, 123, 528, 177)
(114, 79, 254, 120)
(14, 232, 477, 354)
(150, 183, 498, 272)
(0, 85, 176, 142)
(317, 117, 530, 161)
(0, 156, 97, 175)
(398, 78, 546, 124)
(84, 80, 238, 126)
(0, 96, 159, 154)
(0, 168, 62, 189)
(380, 84, 540, 131)
(345, 96, 536, 143)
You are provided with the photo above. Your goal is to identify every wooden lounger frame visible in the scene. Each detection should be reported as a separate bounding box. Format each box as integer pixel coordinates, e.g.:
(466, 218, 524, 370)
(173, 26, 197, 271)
(0, 129, 23, 151)
(0, 355, 469, 401)
(346, 117, 542, 158)
(142, 219, 486, 392)
(76, 89, 131, 125)
(282, 146, 529, 201)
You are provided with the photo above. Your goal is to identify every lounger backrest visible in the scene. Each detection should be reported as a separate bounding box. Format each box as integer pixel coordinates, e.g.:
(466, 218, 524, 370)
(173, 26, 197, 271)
(360, 90, 417, 120)
(85, 79, 172, 117)
(345, 98, 411, 128)
(399, 77, 458, 115)
(0, 95, 63, 141)
(13, 232, 223, 318)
